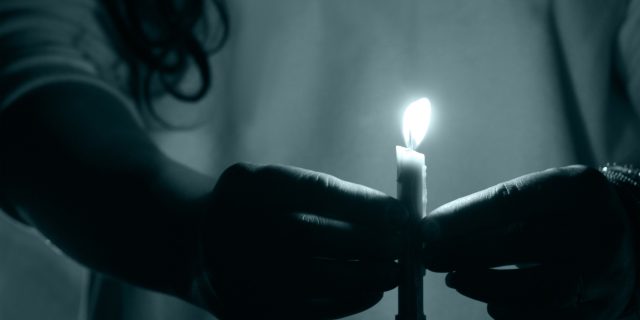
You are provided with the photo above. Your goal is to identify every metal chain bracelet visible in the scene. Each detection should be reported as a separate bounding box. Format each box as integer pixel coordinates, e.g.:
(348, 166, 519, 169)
(600, 164, 640, 204)
(600, 164, 640, 318)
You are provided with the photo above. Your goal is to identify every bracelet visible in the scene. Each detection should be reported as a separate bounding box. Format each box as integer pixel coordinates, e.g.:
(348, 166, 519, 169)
(600, 164, 640, 318)
(600, 164, 640, 195)
(599, 163, 640, 234)
(600, 164, 640, 210)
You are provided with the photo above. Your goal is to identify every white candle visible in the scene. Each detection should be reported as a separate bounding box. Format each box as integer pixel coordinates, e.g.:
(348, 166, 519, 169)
(396, 98, 430, 320)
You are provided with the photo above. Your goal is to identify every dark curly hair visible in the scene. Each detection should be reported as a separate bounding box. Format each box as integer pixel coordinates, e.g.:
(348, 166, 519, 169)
(101, 0, 229, 128)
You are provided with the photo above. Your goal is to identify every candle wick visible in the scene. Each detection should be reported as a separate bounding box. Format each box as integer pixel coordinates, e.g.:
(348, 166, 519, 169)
(408, 130, 415, 150)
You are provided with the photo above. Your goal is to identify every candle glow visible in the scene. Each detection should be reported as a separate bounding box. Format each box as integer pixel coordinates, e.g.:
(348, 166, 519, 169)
(396, 97, 430, 320)
(402, 98, 432, 150)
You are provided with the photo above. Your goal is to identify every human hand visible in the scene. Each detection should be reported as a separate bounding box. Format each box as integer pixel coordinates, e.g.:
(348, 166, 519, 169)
(194, 163, 407, 319)
(422, 165, 638, 319)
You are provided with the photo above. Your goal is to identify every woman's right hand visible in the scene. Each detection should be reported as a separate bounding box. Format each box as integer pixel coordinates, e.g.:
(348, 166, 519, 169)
(193, 163, 408, 319)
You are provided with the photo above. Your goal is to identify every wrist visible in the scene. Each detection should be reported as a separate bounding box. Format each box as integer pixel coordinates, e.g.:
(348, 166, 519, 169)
(599, 164, 640, 228)
(185, 202, 223, 315)
(147, 157, 215, 300)
(599, 164, 640, 318)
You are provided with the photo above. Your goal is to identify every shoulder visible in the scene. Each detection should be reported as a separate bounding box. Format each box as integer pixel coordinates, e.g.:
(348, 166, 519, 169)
(0, 0, 132, 112)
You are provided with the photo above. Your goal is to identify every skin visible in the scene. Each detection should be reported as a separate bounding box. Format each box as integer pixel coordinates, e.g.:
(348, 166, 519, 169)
(201, 163, 407, 319)
(422, 166, 638, 320)
(3, 83, 637, 319)
(0, 81, 406, 319)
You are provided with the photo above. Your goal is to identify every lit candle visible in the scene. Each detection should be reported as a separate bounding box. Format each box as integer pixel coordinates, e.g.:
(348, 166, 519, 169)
(396, 98, 431, 320)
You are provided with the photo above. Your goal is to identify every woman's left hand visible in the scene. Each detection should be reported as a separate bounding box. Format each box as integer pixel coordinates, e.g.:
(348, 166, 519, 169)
(422, 165, 638, 319)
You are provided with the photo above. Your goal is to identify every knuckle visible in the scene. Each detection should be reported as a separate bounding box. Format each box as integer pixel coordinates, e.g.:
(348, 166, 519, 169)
(306, 170, 330, 187)
(490, 181, 520, 200)
(217, 162, 258, 191)
(259, 164, 283, 174)
(566, 165, 608, 189)
(222, 162, 256, 179)
(296, 212, 324, 226)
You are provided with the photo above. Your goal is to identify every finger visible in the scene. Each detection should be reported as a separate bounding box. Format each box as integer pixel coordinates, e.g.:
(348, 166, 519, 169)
(280, 258, 399, 297)
(422, 166, 612, 271)
(487, 303, 577, 320)
(215, 258, 391, 319)
(277, 212, 403, 259)
(223, 293, 383, 320)
(254, 164, 408, 229)
(260, 293, 384, 319)
(302, 293, 384, 319)
(445, 266, 579, 307)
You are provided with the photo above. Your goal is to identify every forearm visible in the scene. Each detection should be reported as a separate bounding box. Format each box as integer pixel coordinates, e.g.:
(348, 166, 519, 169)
(0, 81, 212, 297)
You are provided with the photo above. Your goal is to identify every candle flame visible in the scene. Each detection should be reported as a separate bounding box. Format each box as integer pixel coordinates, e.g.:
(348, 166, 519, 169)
(403, 98, 431, 149)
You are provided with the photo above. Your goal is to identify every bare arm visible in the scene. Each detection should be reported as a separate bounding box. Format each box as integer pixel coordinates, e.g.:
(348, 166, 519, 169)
(0, 81, 212, 299)
(0, 80, 408, 319)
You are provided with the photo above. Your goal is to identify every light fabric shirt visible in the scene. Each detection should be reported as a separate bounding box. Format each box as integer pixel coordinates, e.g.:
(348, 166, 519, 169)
(1, 0, 639, 319)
